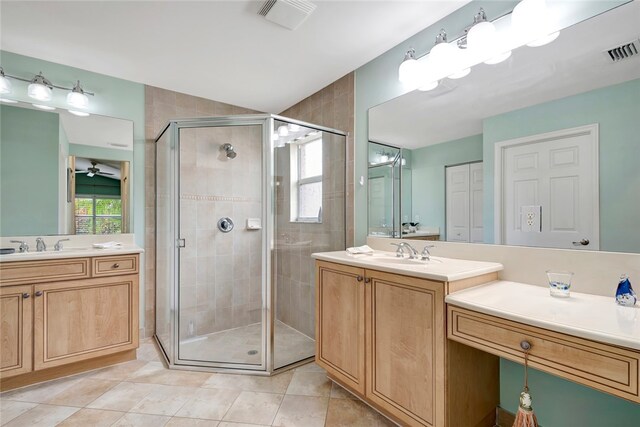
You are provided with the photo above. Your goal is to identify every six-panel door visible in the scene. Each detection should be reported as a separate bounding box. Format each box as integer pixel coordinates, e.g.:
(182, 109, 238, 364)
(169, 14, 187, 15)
(0, 285, 33, 378)
(33, 275, 139, 370)
(315, 261, 366, 394)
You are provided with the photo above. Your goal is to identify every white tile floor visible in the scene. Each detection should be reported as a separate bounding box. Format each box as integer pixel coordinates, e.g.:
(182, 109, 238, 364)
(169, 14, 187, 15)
(178, 321, 315, 368)
(0, 339, 396, 427)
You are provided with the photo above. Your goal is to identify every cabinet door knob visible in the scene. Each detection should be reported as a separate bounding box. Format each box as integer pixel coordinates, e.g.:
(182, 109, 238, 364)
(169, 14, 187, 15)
(356, 275, 363, 282)
(34, 291, 43, 297)
(364, 277, 371, 283)
(520, 340, 532, 351)
(22, 293, 30, 299)
(112, 263, 120, 269)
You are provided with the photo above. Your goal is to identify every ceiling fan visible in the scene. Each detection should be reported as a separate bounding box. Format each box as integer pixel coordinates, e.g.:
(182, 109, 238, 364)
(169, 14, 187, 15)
(76, 161, 114, 178)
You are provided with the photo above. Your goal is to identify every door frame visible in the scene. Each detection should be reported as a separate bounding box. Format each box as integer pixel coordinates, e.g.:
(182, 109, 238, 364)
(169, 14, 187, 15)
(493, 123, 599, 246)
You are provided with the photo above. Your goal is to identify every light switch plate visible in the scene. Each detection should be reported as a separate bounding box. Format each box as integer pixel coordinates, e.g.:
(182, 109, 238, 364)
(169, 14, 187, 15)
(521, 205, 542, 232)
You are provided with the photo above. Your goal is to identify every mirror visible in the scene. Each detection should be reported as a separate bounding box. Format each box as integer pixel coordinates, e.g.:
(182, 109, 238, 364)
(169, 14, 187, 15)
(368, 2, 640, 253)
(0, 102, 134, 236)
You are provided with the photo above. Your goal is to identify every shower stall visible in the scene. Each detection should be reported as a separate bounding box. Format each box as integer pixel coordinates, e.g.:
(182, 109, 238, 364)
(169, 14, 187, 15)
(154, 114, 346, 374)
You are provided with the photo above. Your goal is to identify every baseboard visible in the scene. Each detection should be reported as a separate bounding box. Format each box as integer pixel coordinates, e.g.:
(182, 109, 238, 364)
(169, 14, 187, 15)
(496, 406, 516, 426)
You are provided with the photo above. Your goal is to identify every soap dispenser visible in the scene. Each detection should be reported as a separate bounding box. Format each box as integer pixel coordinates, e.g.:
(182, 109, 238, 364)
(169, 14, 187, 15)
(615, 274, 637, 306)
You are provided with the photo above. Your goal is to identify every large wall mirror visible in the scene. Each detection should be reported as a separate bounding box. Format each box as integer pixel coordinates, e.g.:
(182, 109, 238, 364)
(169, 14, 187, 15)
(1, 102, 133, 236)
(367, 1, 639, 253)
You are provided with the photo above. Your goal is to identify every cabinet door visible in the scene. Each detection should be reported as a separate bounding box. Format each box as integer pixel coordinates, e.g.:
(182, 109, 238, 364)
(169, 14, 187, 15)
(366, 270, 445, 427)
(33, 275, 139, 370)
(0, 285, 33, 378)
(316, 261, 366, 395)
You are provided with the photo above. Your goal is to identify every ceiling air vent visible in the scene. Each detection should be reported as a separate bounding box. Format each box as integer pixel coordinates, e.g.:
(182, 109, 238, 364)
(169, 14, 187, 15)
(604, 39, 639, 63)
(258, 0, 316, 31)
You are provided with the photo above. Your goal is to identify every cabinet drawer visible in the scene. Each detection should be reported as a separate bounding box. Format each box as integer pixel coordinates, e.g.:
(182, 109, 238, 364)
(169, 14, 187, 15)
(447, 306, 640, 403)
(92, 254, 138, 277)
(0, 258, 90, 286)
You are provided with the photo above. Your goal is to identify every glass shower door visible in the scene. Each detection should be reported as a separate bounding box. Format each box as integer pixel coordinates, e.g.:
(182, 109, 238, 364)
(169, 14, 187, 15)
(176, 121, 266, 369)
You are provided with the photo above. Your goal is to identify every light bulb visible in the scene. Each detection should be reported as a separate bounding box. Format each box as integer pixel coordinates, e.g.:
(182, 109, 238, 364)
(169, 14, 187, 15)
(512, 0, 560, 47)
(277, 125, 289, 137)
(68, 109, 90, 117)
(28, 83, 52, 101)
(467, 9, 512, 66)
(27, 73, 53, 101)
(67, 81, 89, 109)
(398, 48, 421, 86)
(272, 132, 279, 141)
(429, 31, 470, 80)
(0, 68, 11, 95)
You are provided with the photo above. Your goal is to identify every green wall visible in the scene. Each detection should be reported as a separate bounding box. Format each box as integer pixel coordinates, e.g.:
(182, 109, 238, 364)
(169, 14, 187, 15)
(411, 134, 483, 235)
(354, 1, 637, 424)
(0, 50, 145, 248)
(483, 78, 640, 253)
(501, 359, 640, 426)
(0, 105, 59, 235)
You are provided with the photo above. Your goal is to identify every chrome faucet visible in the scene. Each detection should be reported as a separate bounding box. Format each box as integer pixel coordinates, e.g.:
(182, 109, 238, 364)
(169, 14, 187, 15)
(10, 240, 29, 253)
(35, 237, 47, 252)
(54, 238, 70, 251)
(390, 242, 419, 259)
(420, 244, 435, 261)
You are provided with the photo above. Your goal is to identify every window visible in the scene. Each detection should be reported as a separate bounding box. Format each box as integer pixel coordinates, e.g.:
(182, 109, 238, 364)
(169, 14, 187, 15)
(292, 136, 323, 222)
(75, 196, 122, 234)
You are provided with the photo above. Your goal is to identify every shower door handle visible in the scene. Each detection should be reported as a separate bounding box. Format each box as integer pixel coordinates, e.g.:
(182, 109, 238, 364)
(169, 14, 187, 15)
(177, 238, 186, 248)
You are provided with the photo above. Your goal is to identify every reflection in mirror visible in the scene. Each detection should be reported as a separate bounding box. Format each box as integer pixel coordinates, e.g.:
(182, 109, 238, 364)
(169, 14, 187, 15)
(0, 102, 134, 236)
(71, 157, 129, 235)
(368, 1, 640, 253)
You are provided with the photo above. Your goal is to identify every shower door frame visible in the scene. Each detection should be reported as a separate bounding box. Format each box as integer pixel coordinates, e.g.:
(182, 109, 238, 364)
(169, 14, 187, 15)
(154, 114, 347, 374)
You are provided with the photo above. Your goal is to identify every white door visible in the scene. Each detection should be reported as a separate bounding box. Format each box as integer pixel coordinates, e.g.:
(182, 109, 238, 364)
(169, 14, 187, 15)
(469, 162, 484, 243)
(446, 163, 483, 242)
(496, 124, 599, 250)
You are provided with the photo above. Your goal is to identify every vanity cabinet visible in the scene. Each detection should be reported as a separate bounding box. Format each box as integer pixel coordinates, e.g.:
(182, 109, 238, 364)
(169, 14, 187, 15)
(316, 260, 498, 427)
(0, 254, 139, 390)
(0, 285, 33, 378)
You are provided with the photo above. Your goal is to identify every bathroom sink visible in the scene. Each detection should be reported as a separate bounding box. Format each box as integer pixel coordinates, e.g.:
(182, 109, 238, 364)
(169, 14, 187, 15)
(373, 256, 426, 265)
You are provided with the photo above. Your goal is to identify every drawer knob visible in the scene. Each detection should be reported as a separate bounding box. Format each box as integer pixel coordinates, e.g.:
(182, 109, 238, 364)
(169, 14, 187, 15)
(34, 291, 43, 297)
(356, 275, 363, 282)
(112, 263, 120, 269)
(364, 277, 371, 283)
(22, 293, 30, 299)
(520, 340, 532, 351)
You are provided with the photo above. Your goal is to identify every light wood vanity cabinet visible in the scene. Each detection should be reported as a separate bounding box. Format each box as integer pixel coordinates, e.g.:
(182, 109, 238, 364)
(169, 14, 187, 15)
(316, 260, 498, 427)
(0, 254, 139, 390)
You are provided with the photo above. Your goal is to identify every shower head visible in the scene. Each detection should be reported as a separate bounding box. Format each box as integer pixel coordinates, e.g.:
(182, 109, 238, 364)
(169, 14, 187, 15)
(221, 143, 237, 159)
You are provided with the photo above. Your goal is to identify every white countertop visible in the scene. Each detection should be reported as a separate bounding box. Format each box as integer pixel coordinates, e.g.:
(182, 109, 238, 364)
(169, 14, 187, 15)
(402, 231, 439, 237)
(0, 245, 144, 262)
(446, 281, 640, 351)
(312, 250, 503, 282)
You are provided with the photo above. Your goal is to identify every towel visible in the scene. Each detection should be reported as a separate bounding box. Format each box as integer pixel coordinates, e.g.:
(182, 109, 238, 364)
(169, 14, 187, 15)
(92, 241, 123, 249)
(346, 245, 374, 255)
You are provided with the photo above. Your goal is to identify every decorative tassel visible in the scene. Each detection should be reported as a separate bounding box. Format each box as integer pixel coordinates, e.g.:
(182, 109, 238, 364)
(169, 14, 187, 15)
(513, 341, 539, 427)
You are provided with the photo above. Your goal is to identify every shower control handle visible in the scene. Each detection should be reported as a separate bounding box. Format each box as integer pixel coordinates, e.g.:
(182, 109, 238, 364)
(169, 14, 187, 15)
(217, 217, 235, 233)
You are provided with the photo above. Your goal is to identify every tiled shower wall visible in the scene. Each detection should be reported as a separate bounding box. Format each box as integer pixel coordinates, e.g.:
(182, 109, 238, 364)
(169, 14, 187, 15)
(144, 73, 356, 339)
(144, 86, 258, 338)
(276, 73, 355, 337)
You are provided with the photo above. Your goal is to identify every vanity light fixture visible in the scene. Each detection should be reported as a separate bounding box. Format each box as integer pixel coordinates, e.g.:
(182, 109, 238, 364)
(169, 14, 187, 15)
(0, 67, 12, 94)
(28, 72, 53, 101)
(277, 125, 289, 137)
(0, 69, 95, 109)
(467, 8, 512, 65)
(67, 80, 89, 109)
(430, 30, 470, 80)
(399, 48, 421, 86)
(512, 0, 559, 47)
